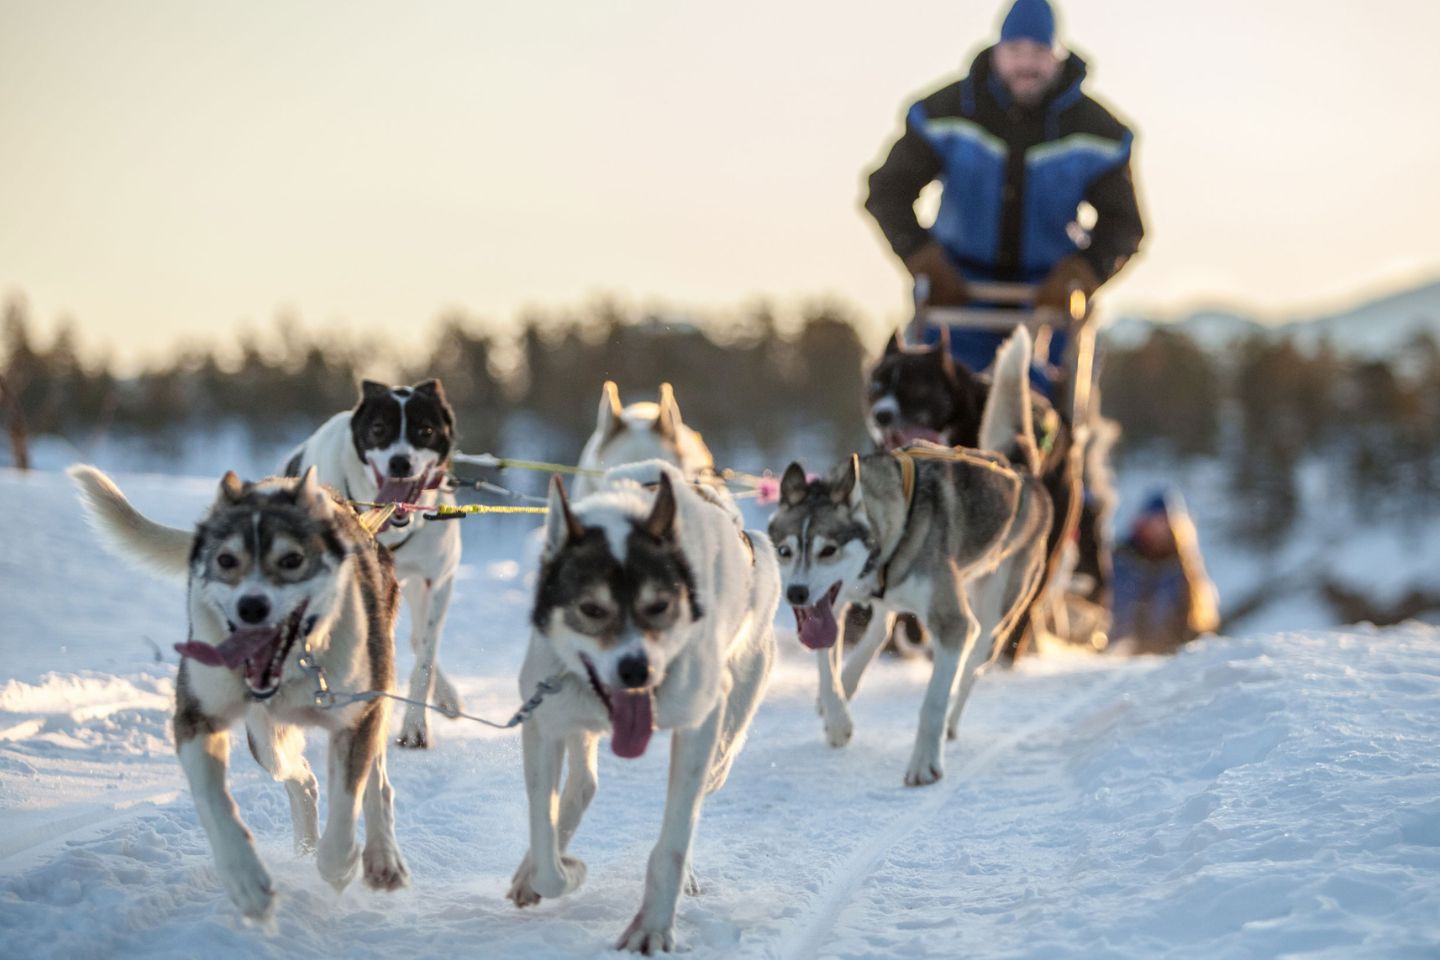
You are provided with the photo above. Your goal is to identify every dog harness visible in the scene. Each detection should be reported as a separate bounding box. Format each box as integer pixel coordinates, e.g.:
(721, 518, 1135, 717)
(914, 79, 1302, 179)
(868, 444, 1018, 598)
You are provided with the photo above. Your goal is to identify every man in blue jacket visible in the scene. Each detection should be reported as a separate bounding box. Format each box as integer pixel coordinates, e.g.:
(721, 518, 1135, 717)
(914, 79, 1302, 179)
(866, 0, 1144, 322)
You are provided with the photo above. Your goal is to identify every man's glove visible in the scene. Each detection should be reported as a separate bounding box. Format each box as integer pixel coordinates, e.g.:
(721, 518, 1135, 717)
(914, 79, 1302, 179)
(903, 242, 969, 307)
(1036, 255, 1100, 310)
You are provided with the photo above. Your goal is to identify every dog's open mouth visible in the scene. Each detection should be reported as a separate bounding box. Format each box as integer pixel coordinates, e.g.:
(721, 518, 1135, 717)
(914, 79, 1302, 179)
(174, 601, 309, 699)
(792, 581, 843, 650)
(883, 425, 944, 450)
(579, 654, 655, 760)
(370, 467, 435, 530)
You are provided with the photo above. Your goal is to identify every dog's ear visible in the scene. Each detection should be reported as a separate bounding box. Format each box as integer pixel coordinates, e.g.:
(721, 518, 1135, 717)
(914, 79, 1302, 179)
(654, 383, 681, 441)
(218, 470, 245, 504)
(597, 381, 624, 444)
(359, 380, 390, 403)
(295, 465, 332, 514)
(831, 454, 862, 508)
(413, 378, 455, 430)
(544, 475, 585, 555)
(642, 471, 678, 540)
(886, 329, 905, 355)
(780, 462, 809, 507)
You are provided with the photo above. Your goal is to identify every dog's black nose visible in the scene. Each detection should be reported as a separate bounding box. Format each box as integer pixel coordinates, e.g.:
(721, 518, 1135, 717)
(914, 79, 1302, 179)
(873, 408, 895, 428)
(617, 653, 650, 690)
(237, 595, 271, 625)
(787, 584, 810, 606)
(388, 454, 413, 478)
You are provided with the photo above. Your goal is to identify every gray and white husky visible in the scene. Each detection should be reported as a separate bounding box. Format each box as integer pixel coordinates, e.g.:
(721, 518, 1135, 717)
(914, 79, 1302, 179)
(767, 329, 1053, 786)
(282, 378, 462, 749)
(572, 381, 715, 498)
(507, 461, 779, 953)
(67, 465, 408, 920)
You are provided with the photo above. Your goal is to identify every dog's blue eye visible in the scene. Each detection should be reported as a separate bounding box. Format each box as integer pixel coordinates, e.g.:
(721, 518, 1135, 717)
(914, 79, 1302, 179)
(217, 553, 238, 570)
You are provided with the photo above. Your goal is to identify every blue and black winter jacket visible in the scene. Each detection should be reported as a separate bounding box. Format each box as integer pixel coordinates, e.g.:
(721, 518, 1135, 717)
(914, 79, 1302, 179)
(866, 48, 1143, 285)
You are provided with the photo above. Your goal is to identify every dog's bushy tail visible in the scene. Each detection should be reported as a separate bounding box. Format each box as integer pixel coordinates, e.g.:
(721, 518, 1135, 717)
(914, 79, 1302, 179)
(67, 465, 192, 580)
(979, 327, 1039, 473)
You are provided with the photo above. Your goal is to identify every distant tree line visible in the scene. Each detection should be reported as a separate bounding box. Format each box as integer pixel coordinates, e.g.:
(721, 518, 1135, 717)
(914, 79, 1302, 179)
(1100, 327, 1440, 545)
(0, 295, 869, 474)
(5, 291, 1437, 548)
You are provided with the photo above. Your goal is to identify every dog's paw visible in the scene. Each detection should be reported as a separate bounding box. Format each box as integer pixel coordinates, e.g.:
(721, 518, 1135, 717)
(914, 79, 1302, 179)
(216, 847, 275, 920)
(507, 857, 543, 908)
(316, 839, 360, 891)
(433, 675, 464, 719)
(683, 867, 701, 897)
(513, 855, 586, 902)
(903, 747, 945, 787)
(363, 842, 409, 892)
(615, 913, 676, 954)
(823, 712, 853, 748)
(395, 722, 430, 750)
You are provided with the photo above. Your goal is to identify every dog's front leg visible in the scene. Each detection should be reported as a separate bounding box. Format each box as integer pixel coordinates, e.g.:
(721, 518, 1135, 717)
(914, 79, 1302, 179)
(317, 705, 383, 890)
(508, 721, 587, 906)
(397, 574, 455, 749)
(360, 737, 409, 891)
(177, 727, 274, 920)
(905, 587, 977, 787)
(616, 707, 721, 954)
(840, 606, 892, 701)
(815, 641, 853, 748)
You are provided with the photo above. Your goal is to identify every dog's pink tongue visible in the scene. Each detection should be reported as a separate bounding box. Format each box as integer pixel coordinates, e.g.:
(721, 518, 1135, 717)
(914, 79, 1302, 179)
(174, 626, 278, 669)
(376, 477, 421, 505)
(611, 690, 655, 759)
(797, 594, 839, 650)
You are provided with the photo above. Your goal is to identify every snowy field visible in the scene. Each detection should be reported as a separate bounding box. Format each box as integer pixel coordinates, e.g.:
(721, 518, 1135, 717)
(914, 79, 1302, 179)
(2, 467, 1439, 959)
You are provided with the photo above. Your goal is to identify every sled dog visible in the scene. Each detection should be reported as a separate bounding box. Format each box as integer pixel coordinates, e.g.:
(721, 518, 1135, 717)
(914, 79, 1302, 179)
(572, 382, 715, 498)
(770, 329, 1052, 785)
(68, 465, 408, 920)
(507, 461, 779, 953)
(282, 378, 462, 748)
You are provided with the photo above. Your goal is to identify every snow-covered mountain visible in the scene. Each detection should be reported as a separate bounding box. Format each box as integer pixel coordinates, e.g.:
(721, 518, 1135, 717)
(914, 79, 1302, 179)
(1105, 275, 1440, 359)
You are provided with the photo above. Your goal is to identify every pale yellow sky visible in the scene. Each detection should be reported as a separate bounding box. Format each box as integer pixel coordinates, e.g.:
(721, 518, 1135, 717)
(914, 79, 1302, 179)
(3, 0, 1439, 368)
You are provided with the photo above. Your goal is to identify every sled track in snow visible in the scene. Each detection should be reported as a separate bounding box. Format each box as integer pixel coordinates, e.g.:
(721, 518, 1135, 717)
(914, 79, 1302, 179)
(769, 666, 1132, 960)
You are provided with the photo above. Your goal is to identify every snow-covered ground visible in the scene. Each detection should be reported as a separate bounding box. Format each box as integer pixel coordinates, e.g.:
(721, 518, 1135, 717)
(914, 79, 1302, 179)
(2, 467, 1439, 959)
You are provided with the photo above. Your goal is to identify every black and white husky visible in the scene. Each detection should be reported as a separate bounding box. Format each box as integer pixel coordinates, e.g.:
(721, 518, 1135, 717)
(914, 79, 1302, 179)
(507, 461, 779, 953)
(282, 379, 462, 749)
(768, 329, 1053, 785)
(572, 381, 715, 498)
(67, 465, 408, 920)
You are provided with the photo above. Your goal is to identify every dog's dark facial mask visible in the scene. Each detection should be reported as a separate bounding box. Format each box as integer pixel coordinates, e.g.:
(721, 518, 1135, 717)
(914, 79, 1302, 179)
(767, 459, 873, 650)
(866, 333, 986, 450)
(349, 379, 456, 514)
(532, 475, 701, 759)
(180, 469, 345, 699)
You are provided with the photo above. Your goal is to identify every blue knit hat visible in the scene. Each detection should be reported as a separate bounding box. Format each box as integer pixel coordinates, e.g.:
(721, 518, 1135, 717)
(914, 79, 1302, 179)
(1000, 0, 1056, 46)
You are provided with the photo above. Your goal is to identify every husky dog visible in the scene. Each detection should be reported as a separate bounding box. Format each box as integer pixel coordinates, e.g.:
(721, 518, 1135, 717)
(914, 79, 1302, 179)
(572, 382, 715, 498)
(282, 378, 462, 749)
(865, 329, 1081, 659)
(769, 330, 1052, 785)
(507, 461, 779, 953)
(67, 465, 408, 920)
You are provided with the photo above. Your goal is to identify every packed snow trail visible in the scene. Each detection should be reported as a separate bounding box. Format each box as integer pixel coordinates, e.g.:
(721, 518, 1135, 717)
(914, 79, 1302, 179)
(2, 469, 1438, 958)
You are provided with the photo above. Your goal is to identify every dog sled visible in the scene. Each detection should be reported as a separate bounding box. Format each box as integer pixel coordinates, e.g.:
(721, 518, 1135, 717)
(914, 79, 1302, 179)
(909, 279, 1113, 655)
